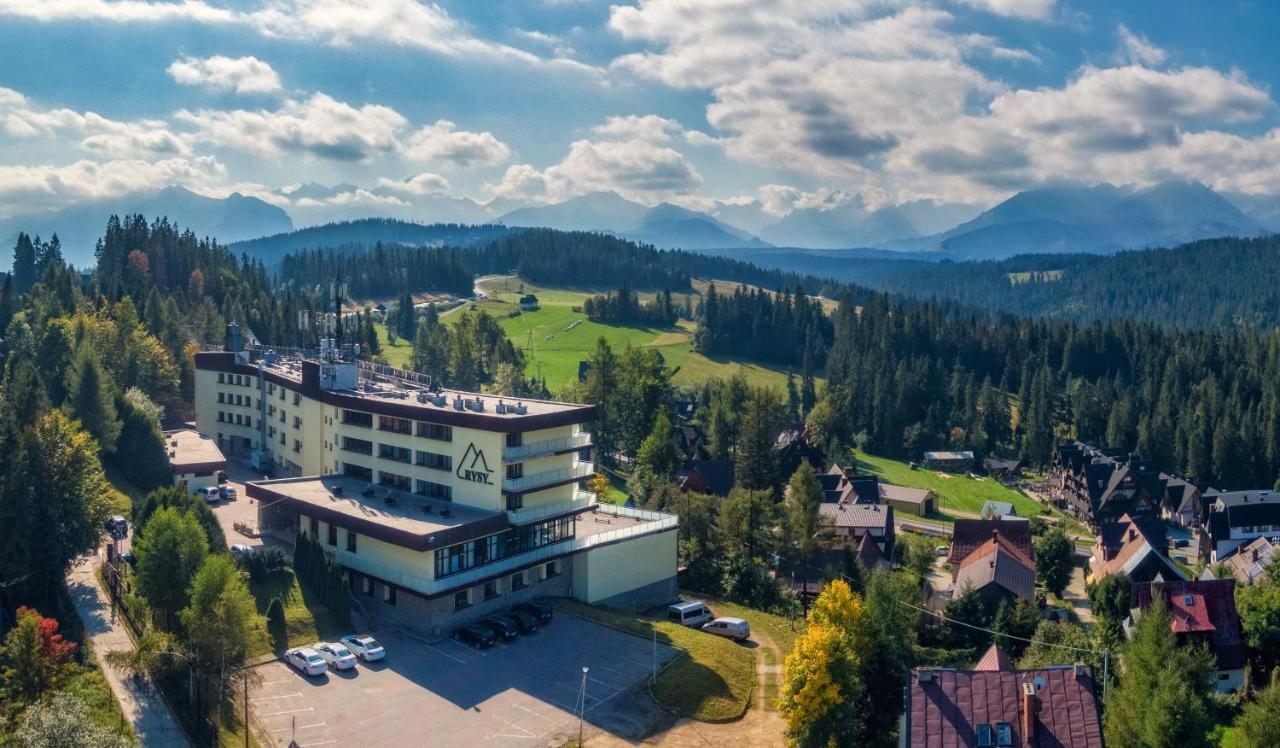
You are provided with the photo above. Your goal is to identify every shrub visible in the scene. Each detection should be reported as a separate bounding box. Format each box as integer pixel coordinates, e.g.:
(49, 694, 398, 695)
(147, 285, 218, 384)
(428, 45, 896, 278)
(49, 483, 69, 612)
(244, 546, 289, 581)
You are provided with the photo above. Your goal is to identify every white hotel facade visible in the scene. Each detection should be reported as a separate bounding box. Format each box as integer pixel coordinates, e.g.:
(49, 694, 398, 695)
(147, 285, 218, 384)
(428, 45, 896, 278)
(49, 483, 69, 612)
(193, 329, 677, 636)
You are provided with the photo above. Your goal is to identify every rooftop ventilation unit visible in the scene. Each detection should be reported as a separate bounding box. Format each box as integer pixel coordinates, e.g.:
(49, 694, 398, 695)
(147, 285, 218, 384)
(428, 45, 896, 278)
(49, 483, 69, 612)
(417, 392, 428, 404)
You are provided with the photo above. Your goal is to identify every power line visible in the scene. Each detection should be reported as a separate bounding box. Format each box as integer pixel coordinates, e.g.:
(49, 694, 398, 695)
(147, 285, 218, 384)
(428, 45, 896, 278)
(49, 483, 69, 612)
(901, 596, 1100, 655)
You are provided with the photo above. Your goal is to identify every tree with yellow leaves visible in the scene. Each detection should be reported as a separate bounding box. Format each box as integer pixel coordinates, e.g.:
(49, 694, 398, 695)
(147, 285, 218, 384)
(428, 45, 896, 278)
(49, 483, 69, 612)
(779, 580, 867, 746)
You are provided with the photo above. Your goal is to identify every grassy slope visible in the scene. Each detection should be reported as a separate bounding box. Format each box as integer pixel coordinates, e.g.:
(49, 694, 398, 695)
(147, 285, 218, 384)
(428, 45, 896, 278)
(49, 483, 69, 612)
(247, 569, 345, 657)
(855, 452, 1042, 518)
(552, 599, 756, 722)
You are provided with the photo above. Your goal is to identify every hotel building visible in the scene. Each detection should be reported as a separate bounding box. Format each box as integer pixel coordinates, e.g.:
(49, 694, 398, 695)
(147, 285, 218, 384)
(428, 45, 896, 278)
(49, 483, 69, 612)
(193, 327, 677, 637)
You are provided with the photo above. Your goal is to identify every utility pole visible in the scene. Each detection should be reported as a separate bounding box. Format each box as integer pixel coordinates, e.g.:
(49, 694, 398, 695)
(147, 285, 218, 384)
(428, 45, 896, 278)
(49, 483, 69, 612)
(578, 666, 589, 746)
(243, 669, 250, 748)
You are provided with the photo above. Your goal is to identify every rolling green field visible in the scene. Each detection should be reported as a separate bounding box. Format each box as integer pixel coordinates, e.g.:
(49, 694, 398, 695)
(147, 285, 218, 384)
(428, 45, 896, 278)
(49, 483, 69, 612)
(372, 276, 802, 392)
(854, 452, 1043, 518)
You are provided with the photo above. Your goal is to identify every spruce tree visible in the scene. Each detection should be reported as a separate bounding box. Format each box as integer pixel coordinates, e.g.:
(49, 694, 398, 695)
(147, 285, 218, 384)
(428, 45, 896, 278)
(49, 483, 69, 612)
(1104, 596, 1215, 748)
(65, 345, 120, 453)
(12, 232, 36, 293)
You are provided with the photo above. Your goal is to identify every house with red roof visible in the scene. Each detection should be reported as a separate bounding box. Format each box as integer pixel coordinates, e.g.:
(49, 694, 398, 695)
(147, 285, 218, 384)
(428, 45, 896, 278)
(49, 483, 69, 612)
(946, 520, 1037, 607)
(902, 648, 1104, 748)
(1127, 578, 1247, 692)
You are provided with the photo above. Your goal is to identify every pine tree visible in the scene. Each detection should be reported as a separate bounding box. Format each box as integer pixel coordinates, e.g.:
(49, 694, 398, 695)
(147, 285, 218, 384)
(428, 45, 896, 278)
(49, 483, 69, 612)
(735, 387, 783, 491)
(635, 409, 682, 488)
(1104, 596, 1215, 748)
(12, 232, 37, 293)
(65, 345, 121, 453)
(785, 461, 824, 558)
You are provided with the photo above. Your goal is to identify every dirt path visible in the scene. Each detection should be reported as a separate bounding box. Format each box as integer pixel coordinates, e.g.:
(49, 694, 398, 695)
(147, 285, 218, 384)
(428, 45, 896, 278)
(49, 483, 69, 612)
(585, 628, 788, 747)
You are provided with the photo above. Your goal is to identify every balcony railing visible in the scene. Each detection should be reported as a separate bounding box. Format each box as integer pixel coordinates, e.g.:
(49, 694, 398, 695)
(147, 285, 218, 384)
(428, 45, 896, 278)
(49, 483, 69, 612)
(503, 433, 592, 461)
(506, 491, 596, 524)
(503, 462, 595, 493)
(326, 505, 677, 598)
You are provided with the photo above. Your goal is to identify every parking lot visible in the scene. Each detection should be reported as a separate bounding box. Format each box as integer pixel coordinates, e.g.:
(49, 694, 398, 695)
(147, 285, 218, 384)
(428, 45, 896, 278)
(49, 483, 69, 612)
(249, 613, 678, 747)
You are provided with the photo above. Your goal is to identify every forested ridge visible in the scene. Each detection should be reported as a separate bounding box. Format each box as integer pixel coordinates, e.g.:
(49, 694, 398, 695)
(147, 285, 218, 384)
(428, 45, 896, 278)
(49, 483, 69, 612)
(847, 235, 1280, 330)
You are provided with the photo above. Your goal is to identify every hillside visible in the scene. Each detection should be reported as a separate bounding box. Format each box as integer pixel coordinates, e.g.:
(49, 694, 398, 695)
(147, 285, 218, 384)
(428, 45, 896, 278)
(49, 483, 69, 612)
(857, 235, 1280, 329)
(373, 276, 801, 391)
(227, 219, 514, 266)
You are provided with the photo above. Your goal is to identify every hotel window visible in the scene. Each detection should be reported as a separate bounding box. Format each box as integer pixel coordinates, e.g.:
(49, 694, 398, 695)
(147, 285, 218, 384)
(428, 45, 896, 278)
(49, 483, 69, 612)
(483, 580, 500, 600)
(293, 392, 301, 406)
(363, 577, 373, 596)
(506, 432, 522, 448)
(384, 585, 396, 606)
(343, 463, 373, 482)
(415, 451, 451, 471)
(342, 410, 373, 428)
(416, 480, 452, 501)
(309, 517, 319, 536)
(378, 471, 411, 491)
(218, 373, 225, 384)
(217, 393, 225, 404)
(293, 439, 302, 453)
(454, 590, 471, 610)
(327, 523, 337, 546)
(347, 530, 357, 553)
(416, 422, 452, 442)
(506, 463, 524, 480)
(379, 444, 412, 463)
(511, 572, 527, 590)
(293, 416, 302, 429)
(341, 436, 373, 455)
(506, 494, 523, 511)
(268, 384, 275, 395)
(378, 415, 412, 434)
(544, 561, 560, 579)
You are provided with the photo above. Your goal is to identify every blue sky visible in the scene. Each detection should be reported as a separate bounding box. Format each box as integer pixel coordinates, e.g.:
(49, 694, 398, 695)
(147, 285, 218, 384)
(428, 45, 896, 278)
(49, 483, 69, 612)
(1, 0, 1278, 225)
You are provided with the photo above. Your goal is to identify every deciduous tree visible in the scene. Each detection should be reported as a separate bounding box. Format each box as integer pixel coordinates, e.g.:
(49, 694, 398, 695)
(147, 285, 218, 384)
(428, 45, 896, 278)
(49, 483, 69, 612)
(1035, 526, 1073, 598)
(135, 506, 209, 631)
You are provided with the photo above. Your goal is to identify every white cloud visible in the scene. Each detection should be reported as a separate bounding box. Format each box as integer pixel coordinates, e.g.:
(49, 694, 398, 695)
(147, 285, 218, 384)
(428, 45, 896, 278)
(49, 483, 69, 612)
(757, 184, 861, 215)
(293, 188, 408, 209)
(376, 172, 451, 195)
(954, 0, 1056, 20)
(403, 120, 511, 168)
(0, 86, 190, 157)
(177, 93, 407, 161)
(168, 55, 282, 94)
(485, 138, 702, 204)
(1116, 24, 1167, 67)
(0, 156, 227, 218)
(0, 0, 586, 68)
(592, 114, 682, 143)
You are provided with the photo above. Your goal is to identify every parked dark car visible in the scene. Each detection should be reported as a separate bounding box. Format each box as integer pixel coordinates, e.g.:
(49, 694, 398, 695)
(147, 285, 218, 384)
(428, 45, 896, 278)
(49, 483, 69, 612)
(477, 616, 520, 641)
(120, 551, 137, 566)
(504, 611, 538, 633)
(1173, 538, 1191, 548)
(512, 602, 553, 624)
(454, 624, 495, 649)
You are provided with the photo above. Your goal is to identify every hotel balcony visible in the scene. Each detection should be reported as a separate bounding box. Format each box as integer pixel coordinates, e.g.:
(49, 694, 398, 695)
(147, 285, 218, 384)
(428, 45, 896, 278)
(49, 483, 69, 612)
(502, 462, 595, 494)
(503, 432, 592, 462)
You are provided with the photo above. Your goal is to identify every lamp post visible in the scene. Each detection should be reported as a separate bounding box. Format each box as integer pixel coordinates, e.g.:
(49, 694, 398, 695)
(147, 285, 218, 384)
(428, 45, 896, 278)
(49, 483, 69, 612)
(578, 666, 589, 746)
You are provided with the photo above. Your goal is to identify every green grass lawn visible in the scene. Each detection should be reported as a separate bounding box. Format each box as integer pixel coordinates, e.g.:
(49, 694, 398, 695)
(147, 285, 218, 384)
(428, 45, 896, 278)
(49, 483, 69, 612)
(854, 452, 1043, 519)
(551, 598, 756, 722)
(374, 321, 414, 369)
(247, 569, 346, 657)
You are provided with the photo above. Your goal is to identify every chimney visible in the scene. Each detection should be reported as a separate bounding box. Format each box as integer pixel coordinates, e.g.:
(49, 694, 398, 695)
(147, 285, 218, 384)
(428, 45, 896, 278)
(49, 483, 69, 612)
(992, 528, 1000, 541)
(1253, 548, 1260, 562)
(1073, 662, 1086, 678)
(1022, 682, 1038, 747)
(1128, 528, 1136, 542)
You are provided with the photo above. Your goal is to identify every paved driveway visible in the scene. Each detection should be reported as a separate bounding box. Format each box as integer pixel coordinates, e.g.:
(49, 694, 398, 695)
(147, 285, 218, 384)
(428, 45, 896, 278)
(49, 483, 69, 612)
(210, 463, 268, 550)
(250, 614, 677, 747)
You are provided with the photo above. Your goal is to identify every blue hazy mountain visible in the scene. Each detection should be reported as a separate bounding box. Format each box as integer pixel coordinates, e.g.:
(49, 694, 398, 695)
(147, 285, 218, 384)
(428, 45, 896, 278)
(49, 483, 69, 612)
(1, 186, 293, 268)
(497, 192, 769, 249)
(889, 180, 1266, 260)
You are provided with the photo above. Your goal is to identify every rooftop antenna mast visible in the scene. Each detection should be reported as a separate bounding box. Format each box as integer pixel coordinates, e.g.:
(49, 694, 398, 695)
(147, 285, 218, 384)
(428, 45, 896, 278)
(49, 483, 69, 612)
(331, 274, 345, 350)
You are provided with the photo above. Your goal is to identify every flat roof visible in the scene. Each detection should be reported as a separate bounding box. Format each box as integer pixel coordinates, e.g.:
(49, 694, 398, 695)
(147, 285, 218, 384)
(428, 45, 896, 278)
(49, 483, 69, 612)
(254, 355, 588, 418)
(247, 475, 509, 551)
(165, 429, 226, 471)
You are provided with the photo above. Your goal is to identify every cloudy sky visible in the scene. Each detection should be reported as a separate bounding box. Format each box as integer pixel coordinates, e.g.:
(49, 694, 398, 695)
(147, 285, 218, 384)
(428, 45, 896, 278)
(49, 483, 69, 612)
(1, 0, 1279, 221)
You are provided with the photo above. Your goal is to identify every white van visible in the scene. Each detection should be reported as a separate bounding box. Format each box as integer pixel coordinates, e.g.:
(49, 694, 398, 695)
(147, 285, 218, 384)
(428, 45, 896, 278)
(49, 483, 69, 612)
(667, 601, 714, 628)
(195, 486, 220, 503)
(702, 617, 751, 641)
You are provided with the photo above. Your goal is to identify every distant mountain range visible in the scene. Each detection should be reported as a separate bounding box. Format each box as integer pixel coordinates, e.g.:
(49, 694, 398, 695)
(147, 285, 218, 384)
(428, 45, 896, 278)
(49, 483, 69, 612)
(227, 219, 514, 266)
(5, 178, 1277, 270)
(496, 192, 770, 249)
(0, 186, 293, 268)
(886, 181, 1272, 260)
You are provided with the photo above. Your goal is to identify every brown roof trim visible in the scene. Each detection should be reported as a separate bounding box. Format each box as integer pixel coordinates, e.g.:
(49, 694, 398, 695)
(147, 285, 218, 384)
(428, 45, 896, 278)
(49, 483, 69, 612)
(245, 481, 510, 551)
(196, 351, 596, 431)
(171, 460, 227, 474)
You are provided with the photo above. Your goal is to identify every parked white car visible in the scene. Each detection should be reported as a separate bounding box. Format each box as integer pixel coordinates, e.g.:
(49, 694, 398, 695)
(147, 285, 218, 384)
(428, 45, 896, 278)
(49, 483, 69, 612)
(194, 485, 220, 503)
(219, 485, 237, 501)
(340, 634, 385, 662)
(315, 642, 357, 670)
(667, 601, 714, 627)
(701, 617, 751, 641)
(229, 544, 253, 558)
(285, 647, 327, 676)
